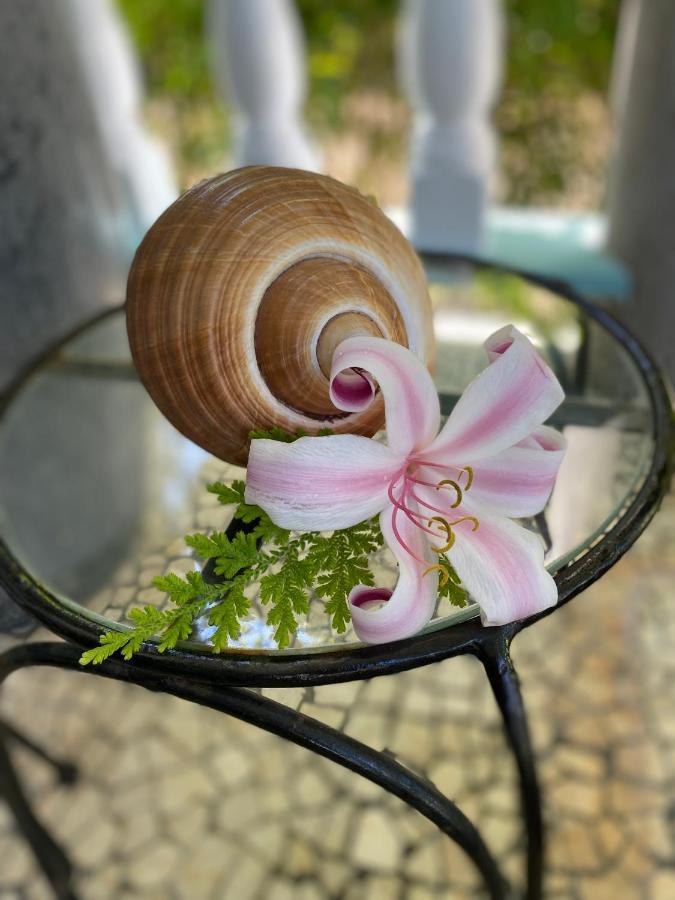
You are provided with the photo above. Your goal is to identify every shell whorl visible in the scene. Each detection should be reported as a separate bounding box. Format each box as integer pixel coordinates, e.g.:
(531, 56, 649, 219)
(126, 166, 434, 466)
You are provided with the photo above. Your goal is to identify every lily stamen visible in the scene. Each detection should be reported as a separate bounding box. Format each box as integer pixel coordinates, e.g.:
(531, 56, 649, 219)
(422, 564, 450, 586)
(406, 489, 452, 519)
(408, 476, 444, 490)
(436, 478, 463, 507)
(460, 466, 474, 490)
(427, 514, 453, 533)
(424, 511, 480, 552)
(410, 460, 475, 501)
(390, 505, 429, 565)
(386, 464, 482, 561)
(433, 533, 456, 554)
(426, 515, 456, 553)
(446, 515, 480, 532)
(388, 476, 440, 536)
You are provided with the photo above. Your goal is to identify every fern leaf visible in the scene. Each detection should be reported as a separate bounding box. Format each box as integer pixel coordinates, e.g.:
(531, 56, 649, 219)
(259, 551, 311, 648)
(213, 531, 259, 578)
(207, 585, 250, 651)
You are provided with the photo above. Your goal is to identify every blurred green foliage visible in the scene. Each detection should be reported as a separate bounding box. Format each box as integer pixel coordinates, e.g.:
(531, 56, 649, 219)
(118, 0, 210, 96)
(118, 0, 621, 204)
(500, 0, 620, 202)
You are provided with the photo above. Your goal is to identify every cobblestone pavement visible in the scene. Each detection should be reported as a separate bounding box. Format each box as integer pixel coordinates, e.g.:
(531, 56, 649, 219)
(0, 495, 673, 900)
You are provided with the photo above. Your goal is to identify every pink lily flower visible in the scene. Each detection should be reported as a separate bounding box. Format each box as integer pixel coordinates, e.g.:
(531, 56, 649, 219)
(246, 326, 566, 644)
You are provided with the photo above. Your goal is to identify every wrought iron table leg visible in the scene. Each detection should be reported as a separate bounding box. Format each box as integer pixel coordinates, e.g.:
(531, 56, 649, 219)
(481, 637, 543, 900)
(0, 729, 78, 899)
(0, 642, 510, 899)
(171, 682, 510, 899)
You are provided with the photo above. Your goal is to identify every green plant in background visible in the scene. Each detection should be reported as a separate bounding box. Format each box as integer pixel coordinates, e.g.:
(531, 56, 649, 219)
(296, 0, 399, 129)
(499, 0, 620, 204)
(117, 0, 230, 186)
(117, 0, 621, 205)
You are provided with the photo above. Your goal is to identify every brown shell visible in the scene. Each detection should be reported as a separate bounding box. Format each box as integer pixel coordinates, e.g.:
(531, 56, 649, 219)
(126, 166, 434, 466)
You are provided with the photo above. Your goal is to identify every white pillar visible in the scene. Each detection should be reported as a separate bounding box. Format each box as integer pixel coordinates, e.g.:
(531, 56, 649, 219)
(608, 0, 675, 382)
(65, 0, 178, 238)
(206, 0, 320, 171)
(0, 0, 130, 387)
(397, 0, 503, 253)
(609, 0, 643, 125)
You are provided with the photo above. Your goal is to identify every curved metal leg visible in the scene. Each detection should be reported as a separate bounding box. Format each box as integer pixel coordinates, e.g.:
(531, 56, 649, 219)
(481, 637, 543, 900)
(0, 643, 510, 899)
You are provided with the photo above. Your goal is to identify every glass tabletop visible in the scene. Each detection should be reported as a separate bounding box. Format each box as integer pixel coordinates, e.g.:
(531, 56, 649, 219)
(0, 263, 654, 654)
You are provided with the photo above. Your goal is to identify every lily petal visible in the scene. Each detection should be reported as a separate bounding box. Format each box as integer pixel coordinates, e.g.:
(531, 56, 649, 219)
(349, 501, 438, 644)
(329, 367, 376, 411)
(245, 434, 402, 531)
(331, 336, 440, 457)
(444, 504, 558, 626)
(446, 425, 566, 518)
(426, 326, 564, 464)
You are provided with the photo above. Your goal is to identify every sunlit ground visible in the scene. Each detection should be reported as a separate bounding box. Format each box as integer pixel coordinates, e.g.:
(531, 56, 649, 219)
(1, 496, 674, 899)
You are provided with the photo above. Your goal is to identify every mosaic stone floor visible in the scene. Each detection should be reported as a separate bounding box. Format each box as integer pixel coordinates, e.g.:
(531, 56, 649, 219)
(0, 495, 673, 899)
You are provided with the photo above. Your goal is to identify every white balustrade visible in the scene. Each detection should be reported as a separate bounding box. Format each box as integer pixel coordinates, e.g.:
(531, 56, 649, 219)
(608, 0, 675, 382)
(57, 0, 632, 303)
(65, 0, 178, 237)
(206, 0, 320, 171)
(609, 0, 643, 125)
(397, 0, 503, 254)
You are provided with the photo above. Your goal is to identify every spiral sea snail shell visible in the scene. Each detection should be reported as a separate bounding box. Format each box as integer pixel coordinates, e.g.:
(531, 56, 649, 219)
(126, 166, 434, 466)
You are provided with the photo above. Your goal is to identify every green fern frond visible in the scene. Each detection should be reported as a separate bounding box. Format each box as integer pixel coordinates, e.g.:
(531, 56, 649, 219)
(80, 428, 468, 665)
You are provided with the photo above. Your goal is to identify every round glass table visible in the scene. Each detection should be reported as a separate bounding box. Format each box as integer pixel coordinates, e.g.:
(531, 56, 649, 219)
(0, 259, 671, 900)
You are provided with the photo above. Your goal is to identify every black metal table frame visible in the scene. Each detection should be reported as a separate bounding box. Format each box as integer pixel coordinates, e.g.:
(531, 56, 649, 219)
(0, 258, 672, 900)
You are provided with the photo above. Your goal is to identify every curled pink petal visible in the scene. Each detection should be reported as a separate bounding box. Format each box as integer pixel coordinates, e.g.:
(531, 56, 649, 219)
(330, 367, 376, 411)
(349, 501, 438, 644)
(330, 336, 440, 457)
(426, 326, 564, 464)
(246, 435, 403, 531)
(443, 502, 558, 626)
(449, 425, 566, 518)
(350, 587, 393, 612)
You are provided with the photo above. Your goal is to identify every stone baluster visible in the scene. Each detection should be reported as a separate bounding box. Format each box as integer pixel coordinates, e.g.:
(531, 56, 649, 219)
(607, 0, 675, 383)
(0, 0, 130, 386)
(609, 0, 643, 126)
(397, 0, 503, 253)
(64, 0, 178, 241)
(0, 0, 149, 579)
(206, 0, 320, 171)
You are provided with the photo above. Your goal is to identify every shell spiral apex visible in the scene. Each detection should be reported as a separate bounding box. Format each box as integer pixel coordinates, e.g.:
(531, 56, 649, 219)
(126, 166, 434, 466)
